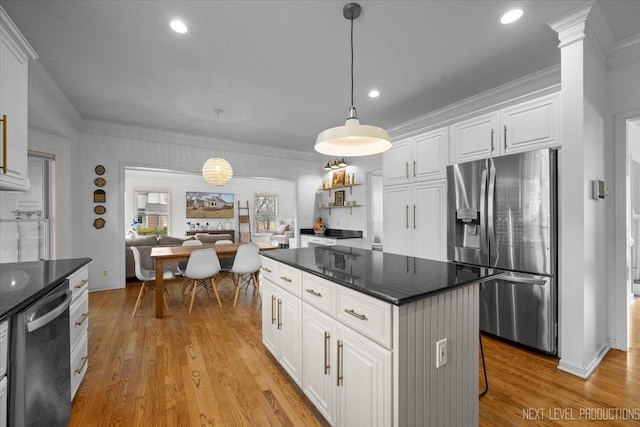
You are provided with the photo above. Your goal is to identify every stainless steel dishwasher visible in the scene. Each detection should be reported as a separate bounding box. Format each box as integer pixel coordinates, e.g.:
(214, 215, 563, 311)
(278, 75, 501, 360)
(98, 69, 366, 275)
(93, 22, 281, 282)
(10, 280, 73, 427)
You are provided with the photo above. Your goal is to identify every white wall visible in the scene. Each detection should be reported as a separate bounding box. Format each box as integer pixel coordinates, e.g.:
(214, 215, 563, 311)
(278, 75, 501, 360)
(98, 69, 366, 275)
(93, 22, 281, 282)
(124, 169, 297, 237)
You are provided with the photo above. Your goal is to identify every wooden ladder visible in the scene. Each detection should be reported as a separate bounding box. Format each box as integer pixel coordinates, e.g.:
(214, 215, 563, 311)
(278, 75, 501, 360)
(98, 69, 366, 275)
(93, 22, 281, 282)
(238, 201, 251, 243)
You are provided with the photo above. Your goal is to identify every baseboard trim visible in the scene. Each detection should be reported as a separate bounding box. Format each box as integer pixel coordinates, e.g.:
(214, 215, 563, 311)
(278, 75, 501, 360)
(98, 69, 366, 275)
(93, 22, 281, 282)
(557, 343, 611, 379)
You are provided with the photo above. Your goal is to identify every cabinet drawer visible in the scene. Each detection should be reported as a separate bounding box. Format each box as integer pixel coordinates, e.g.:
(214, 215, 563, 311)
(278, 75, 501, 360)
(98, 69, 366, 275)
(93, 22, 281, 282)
(302, 272, 336, 317)
(70, 330, 88, 400)
(337, 287, 392, 349)
(68, 265, 89, 301)
(70, 290, 89, 351)
(277, 264, 302, 298)
(260, 256, 278, 284)
(0, 321, 7, 378)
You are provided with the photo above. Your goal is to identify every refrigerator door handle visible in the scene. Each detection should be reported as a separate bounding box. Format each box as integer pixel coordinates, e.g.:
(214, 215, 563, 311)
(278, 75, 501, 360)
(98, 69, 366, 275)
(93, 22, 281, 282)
(498, 273, 547, 286)
(480, 167, 488, 255)
(488, 158, 497, 260)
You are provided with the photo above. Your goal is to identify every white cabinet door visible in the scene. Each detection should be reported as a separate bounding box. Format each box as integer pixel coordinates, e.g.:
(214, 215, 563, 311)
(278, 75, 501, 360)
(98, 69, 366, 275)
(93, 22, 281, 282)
(0, 26, 29, 191)
(413, 128, 448, 182)
(383, 185, 412, 256)
(383, 138, 411, 186)
(500, 94, 559, 155)
(335, 324, 392, 427)
(300, 235, 309, 248)
(261, 280, 278, 356)
(0, 321, 6, 378)
(302, 304, 336, 424)
(412, 180, 447, 261)
(0, 376, 6, 427)
(450, 112, 498, 164)
(278, 288, 302, 386)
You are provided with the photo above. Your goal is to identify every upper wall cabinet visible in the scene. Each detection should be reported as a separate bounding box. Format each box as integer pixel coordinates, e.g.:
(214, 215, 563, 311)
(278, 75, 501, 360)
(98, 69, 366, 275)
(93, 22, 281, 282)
(450, 93, 560, 164)
(383, 127, 448, 186)
(0, 8, 37, 191)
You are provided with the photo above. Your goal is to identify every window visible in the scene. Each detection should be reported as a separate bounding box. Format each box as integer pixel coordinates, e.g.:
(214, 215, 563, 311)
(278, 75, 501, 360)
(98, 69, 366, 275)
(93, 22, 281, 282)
(134, 188, 171, 235)
(254, 194, 278, 233)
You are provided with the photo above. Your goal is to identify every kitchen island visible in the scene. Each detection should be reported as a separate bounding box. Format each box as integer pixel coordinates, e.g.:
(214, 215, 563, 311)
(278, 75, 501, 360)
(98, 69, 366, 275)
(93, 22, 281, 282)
(260, 246, 501, 426)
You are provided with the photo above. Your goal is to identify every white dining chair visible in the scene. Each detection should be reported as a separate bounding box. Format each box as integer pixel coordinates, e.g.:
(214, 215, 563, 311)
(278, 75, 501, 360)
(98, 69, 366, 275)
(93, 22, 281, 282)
(183, 248, 223, 314)
(131, 246, 174, 316)
(215, 239, 235, 272)
(230, 244, 262, 307)
(176, 239, 203, 276)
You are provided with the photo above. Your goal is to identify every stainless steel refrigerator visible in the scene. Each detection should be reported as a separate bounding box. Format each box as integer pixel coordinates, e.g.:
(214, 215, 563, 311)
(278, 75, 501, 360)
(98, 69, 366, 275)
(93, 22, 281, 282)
(447, 148, 557, 354)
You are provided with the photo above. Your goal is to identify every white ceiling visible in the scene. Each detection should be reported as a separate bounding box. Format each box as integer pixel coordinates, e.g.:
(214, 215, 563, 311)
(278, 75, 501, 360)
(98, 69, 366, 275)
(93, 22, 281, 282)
(2, 1, 639, 155)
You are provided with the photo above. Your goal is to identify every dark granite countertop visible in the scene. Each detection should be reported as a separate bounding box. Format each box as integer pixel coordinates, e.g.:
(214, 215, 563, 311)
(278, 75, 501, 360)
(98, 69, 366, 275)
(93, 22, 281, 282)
(299, 228, 363, 239)
(261, 246, 502, 305)
(0, 258, 91, 320)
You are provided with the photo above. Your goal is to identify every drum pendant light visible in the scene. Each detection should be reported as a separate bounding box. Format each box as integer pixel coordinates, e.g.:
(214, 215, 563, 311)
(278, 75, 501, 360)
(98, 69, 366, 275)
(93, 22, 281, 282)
(315, 3, 391, 157)
(202, 109, 233, 186)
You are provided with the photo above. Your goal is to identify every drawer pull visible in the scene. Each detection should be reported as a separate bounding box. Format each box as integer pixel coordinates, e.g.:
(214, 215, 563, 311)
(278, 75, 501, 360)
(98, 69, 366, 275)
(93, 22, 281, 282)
(74, 279, 89, 289)
(306, 289, 322, 297)
(75, 312, 89, 326)
(344, 308, 367, 321)
(263, 267, 272, 273)
(75, 356, 88, 374)
(280, 276, 292, 283)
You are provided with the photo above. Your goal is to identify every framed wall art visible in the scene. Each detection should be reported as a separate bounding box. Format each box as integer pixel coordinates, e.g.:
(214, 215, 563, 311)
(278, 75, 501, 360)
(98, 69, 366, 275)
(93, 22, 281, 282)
(186, 192, 234, 218)
(334, 190, 345, 207)
(332, 170, 345, 187)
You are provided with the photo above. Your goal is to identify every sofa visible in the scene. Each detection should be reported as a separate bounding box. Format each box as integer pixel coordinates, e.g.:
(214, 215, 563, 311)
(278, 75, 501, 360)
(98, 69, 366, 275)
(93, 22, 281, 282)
(125, 233, 233, 279)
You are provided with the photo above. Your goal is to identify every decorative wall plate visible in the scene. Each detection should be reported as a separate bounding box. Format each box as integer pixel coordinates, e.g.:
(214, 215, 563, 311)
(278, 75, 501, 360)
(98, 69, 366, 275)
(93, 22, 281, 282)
(93, 218, 105, 229)
(94, 205, 106, 215)
(94, 189, 106, 203)
(94, 177, 106, 187)
(95, 165, 105, 175)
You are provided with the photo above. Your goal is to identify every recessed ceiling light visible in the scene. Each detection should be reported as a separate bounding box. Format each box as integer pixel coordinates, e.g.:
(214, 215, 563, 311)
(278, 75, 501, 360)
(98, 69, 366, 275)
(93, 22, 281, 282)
(368, 89, 380, 98)
(170, 20, 189, 34)
(499, 8, 523, 25)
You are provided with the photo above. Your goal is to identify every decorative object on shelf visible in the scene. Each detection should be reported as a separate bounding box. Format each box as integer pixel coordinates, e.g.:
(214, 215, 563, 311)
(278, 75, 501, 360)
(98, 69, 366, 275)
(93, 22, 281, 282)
(93, 189, 106, 203)
(314, 217, 326, 234)
(186, 191, 234, 218)
(94, 205, 106, 215)
(94, 177, 106, 187)
(315, 3, 391, 157)
(334, 190, 345, 206)
(93, 218, 105, 229)
(95, 165, 105, 175)
(332, 170, 346, 187)
(202, 109, 233, 185)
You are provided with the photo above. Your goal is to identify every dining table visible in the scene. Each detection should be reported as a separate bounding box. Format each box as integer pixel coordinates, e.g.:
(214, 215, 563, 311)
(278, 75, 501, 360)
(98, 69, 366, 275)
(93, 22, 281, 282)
(150, 241, 278, 317)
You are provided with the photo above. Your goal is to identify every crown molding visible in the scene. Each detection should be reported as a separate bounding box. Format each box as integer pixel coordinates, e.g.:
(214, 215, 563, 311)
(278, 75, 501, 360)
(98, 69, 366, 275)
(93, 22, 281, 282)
(80, 119, 323, 163)
(609, 33, 640, 70)
(28, 61, 83, 137)
(0, 6, 37, 59)
(547, 1, 592, 48)
(388, 65, 560, 140)
(583, 1, 615, 69)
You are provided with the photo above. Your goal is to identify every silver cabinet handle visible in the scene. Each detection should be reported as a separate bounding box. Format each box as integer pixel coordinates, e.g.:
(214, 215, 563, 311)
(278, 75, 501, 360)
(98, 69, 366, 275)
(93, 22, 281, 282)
(277, 299, 282, 330)
(344, 308, 367, 321)
(413, 204, 416, 229)
(280, 276, 292, 283)
(271, 295, 276, 324)
(75, 312, 89, 326)
(324, 331, 330, 375)
(1, 115, 6, 174)
(306, 288, 322, 297)
(413, 160, 417, 177)
(405, 205, 409, 229)
(337, 340, 344, 386)
(504, 125, 507, 149)
(75, 356, 88, 374)
(490, 128, 495, 152)
(405, 162, 409, 179)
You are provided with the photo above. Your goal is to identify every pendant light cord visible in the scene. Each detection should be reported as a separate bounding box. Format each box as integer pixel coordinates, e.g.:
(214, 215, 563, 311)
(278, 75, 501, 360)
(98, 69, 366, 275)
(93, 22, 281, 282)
(350, 12, 354, 109)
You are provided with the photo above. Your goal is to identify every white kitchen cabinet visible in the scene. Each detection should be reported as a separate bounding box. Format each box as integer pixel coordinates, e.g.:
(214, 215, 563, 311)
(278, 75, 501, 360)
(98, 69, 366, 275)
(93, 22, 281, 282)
(335, 323, 392, 427)
(450, 93, 560, 164)
(383, 127, 448, 186)
(67, 265, 89, 400)
(383, 180, 447, 260)
(261, 279, 302, 386)
(500, 93, 559, 155)
(302, 303, 336, 424)
(0, 8, 37, 191)
(0, 376, 6, 427)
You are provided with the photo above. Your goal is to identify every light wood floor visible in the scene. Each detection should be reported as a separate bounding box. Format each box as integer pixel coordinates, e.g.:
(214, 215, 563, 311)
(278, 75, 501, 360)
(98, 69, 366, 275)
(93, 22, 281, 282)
(71, 280, 640, 426)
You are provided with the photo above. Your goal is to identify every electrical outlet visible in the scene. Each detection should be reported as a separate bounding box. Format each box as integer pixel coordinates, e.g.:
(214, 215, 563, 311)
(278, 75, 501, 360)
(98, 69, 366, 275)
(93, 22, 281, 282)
(102, 270, 108, 276)
(436, 338, 447, 368)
